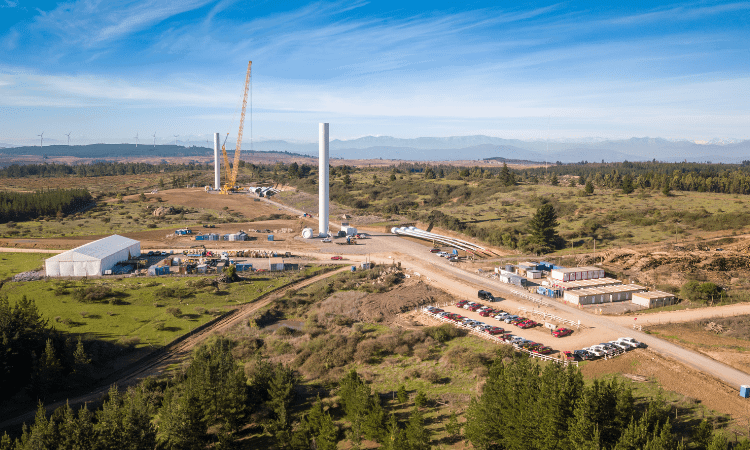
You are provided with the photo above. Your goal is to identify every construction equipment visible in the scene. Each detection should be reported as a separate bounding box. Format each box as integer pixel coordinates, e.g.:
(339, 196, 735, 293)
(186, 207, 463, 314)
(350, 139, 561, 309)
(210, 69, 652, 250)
(221, 61, 252, 194)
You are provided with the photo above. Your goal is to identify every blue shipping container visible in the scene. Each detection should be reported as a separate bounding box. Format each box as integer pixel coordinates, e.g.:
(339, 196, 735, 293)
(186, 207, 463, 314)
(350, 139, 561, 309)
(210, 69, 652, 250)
(741, 385, 750, 398)
(268, 235, 274, 241)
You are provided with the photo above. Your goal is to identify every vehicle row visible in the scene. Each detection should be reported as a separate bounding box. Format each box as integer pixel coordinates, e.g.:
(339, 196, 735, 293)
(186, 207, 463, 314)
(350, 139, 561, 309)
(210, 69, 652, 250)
(569, 337, 645, 360)
(423, 307, 552, 355)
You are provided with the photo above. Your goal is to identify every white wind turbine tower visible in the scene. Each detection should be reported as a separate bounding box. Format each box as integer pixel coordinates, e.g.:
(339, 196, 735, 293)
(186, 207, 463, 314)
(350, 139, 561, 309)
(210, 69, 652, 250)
(152, 132, 156, 148)
(134, 133, 139, 147)
(173, 135, 179, 146)
(65, 132, 71, 146)
(38, 132, 44, 147)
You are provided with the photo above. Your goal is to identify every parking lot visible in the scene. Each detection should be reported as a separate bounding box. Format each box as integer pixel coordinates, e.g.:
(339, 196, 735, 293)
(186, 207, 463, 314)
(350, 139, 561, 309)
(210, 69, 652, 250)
(432, 302, 628, 356)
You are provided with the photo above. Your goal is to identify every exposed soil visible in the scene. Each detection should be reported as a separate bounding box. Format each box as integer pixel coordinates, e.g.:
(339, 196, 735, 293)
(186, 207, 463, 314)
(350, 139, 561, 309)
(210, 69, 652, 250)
(319, 280, 455, 324)
(575, 234, 750, 290)
(644, 320, 750, 375)
(579, 348, 750, 424)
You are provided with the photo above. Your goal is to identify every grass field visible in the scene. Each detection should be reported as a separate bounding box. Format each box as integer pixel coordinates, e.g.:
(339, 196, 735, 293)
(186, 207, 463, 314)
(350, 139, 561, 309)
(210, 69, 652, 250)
(0, 252, 51, 279)
(0, 269, 318, 347)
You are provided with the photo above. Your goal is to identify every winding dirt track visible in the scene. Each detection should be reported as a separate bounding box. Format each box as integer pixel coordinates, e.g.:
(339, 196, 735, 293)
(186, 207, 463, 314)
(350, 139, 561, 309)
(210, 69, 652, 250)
(0, 267, 348, 432)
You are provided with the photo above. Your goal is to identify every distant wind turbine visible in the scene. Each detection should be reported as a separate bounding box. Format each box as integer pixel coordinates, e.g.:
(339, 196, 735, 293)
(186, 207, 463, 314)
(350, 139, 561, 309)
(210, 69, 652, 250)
(152, 132, 156, 148)
(135, 133, 139, 148)
(65, 132, 71, 146)
(38, 132, 44, 148)
(173, 135, 179, 146)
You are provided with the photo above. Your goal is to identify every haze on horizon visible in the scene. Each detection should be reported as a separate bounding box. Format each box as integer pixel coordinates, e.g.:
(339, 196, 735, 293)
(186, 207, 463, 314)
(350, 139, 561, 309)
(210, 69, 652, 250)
(0, 0, 748, 148)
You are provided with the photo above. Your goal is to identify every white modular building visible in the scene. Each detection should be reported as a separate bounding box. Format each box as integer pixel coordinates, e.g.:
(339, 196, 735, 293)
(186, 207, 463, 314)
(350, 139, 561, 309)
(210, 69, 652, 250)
(551, 277, 623, 291)
(562, 284, 647, 305)
(45, 235, 140, 277)
(550, 266, 606, 282)
(631, 291, 677, 308)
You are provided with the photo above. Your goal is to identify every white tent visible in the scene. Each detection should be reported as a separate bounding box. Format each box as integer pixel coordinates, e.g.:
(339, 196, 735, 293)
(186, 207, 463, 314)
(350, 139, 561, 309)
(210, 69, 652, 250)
(45, 235, 141, 277)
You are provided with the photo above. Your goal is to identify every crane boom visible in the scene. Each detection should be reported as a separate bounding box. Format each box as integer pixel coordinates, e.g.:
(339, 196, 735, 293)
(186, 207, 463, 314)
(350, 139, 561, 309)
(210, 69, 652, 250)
(231, 61, 251, 187)
(220, 61, 252, 194)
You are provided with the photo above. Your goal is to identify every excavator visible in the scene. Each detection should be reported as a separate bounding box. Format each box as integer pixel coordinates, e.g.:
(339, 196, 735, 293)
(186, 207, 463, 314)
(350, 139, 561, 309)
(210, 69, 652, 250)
(221, 61, 252, 194)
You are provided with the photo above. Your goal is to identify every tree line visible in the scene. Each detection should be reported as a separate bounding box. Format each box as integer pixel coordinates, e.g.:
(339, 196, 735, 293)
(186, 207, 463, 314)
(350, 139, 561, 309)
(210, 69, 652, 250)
(3, 323, 746, 449)
(0, 296, 110, 402)
(0, 162, 212, 179)
(0, 189, 92, 223)
(465, 356, 747, 450)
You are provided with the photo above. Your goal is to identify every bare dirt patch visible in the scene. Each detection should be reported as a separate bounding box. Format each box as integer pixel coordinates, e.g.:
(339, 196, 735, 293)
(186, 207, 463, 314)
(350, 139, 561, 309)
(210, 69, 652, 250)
(579, 348, 750, 423)
(318, 280, 455, 323)
(645, 320, 750, 374)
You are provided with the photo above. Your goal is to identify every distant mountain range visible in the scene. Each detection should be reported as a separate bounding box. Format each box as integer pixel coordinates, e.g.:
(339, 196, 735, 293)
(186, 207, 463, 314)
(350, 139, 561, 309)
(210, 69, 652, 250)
(2, 136, 750, 164)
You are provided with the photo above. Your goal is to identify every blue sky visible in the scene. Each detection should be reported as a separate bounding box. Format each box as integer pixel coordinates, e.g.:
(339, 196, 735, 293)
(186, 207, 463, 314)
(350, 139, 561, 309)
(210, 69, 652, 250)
(0, 0, 748, 146)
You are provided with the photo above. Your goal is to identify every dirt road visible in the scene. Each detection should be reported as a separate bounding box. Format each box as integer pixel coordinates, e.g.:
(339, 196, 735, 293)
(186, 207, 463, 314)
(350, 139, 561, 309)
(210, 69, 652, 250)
(607, 303, 750, 326)
(362, 232, 750, 390)
(0, 267, 348, 432)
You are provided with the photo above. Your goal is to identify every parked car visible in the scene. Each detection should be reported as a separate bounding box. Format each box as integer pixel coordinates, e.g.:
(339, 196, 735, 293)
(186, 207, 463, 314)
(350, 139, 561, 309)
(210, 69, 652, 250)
(494, 312, 509, 320)
(617, 337, 645, 348)
(430, 248, 441, 253)
(573, 350, 592, 361)
(504, 315, 520, 324)
(551, 328, 574, 338)
(517, 320, 538, 329)
(322, 238, 332, 243)
(608, 341, 629, 351)
(585, 347, 604, 357)
(331, 256, 343, 260)
(478, 290, 495, 301)
(562, 351, 575, 361)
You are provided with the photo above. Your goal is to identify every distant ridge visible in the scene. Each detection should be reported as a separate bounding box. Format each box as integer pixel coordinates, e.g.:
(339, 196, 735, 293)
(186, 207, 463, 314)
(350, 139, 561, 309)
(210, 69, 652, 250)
(0, 144, 310, 160)
(2, 137, 750, 164)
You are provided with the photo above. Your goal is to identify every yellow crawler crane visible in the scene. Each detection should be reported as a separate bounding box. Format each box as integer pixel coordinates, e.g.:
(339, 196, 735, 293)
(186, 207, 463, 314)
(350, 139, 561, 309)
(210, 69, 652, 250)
(221, 60, 252, 194)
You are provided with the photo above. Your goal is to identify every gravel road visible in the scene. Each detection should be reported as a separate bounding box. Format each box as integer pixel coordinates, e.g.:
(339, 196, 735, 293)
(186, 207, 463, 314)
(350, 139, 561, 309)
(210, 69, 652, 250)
(362, 231, 750, 390)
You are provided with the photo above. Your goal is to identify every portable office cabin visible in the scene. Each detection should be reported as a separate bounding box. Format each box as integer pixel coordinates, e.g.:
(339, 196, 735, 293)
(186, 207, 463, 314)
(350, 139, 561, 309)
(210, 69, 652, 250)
(631, 291, 676, 308)
(551, 277, 622, 291)
(269, 257, 284, 271)
(563, 284, 646, 305)
(45, 235, 140, 277)
(550, 266, 605, 282)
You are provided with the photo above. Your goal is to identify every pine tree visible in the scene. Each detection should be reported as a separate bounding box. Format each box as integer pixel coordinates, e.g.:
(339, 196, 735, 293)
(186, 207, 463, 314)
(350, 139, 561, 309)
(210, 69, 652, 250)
(585, 181, 595, 195)
(396, 384, 408, 404)
(265, 365, 297, 448)
(187, 338, 248, 445)
(528, 204, 559, 252)
(692, 419, 713, 450)
(551, 173, 559, 186)
(34, 338, 62, 397)
(445, 411, 460, 440)
(621, 174, 635, 194)
(73, 337, 91, 367)
(316, 412, 338, 450)
(405, 406, 430, 450)
(157, 383, 205, 450)
(382, 413, 407, 450)
(0, 432, 12, 450)
(55, 402, 95, 450)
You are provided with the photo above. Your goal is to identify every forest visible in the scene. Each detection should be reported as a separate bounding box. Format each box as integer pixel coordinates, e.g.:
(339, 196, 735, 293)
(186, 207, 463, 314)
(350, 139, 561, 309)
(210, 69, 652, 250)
(0, 189, 92, 223)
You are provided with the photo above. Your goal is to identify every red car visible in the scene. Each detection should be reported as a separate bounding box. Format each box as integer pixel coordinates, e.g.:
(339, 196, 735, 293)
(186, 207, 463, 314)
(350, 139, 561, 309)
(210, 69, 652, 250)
(331, 256, 343, 260)
(517, 320, 538, 329)
(430, 248, 441, 253)
(551, 328, 573, 338)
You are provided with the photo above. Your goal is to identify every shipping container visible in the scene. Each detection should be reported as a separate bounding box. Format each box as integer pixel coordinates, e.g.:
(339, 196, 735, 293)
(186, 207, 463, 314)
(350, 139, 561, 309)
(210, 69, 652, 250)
(741, 385, 750, 398)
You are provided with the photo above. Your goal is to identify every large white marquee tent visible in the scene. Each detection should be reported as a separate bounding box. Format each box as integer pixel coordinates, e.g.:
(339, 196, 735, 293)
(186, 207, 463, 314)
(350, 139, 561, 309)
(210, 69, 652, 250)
(45, 235, 140, 277)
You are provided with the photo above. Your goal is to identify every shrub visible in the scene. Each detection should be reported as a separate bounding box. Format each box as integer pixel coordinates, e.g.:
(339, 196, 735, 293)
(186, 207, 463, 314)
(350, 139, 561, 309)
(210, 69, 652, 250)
(153, 321, 166, 331)
(194, 307, 207, 315)
(166, 307, 182, 317)
(425, 324, 466, 343)
(423, 368, 443, 384)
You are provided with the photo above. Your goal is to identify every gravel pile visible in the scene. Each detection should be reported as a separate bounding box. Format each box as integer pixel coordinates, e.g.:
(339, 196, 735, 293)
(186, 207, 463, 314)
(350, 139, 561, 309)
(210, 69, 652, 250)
(12, 270, 44, 282)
